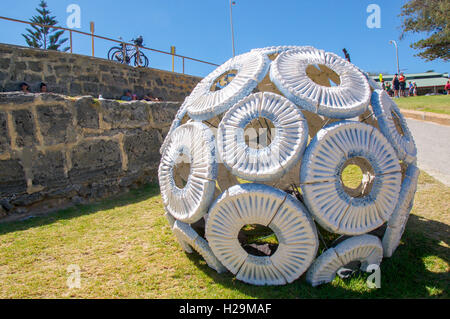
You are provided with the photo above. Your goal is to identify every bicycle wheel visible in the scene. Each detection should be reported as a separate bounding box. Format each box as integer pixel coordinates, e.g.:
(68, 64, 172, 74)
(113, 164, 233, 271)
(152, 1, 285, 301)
(109, 49, 125, 64)
(133, 52, 149, 67)
(107, 47, 123, 61)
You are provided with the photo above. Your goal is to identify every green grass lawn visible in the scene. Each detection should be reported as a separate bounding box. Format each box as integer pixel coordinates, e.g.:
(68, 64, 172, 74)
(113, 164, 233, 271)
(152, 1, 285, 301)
(0, 171, 448, 298)
(395, 95, 450, 115)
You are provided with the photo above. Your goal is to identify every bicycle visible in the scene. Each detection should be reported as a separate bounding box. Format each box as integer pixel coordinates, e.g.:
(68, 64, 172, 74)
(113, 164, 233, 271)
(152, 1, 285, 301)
(107, 36, 149, 67)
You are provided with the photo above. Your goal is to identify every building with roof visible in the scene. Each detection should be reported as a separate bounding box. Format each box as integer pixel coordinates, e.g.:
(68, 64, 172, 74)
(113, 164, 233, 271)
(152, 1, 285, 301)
(371, 72, 449, 95)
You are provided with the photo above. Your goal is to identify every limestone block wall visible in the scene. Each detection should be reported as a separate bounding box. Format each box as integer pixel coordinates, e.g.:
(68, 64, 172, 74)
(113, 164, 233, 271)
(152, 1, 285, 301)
(0, 43, 201, 101)
(0, 92, 180, 220)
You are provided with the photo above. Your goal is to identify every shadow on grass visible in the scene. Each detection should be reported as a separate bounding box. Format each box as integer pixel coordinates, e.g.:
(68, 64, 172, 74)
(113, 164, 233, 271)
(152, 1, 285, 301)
(0, 183, 161, 236)
(185, 213, 449, 299)
(0, 181, 447, 298)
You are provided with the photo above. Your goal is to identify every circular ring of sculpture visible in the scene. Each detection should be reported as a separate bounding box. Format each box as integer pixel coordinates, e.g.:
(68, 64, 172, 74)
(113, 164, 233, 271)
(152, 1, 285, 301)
(270, 48, 371, 118)
(306, 234, 383, 287)
(158, 122, 217, 224)
(300, 120, 402, 235)
(205, 183, 318, 285)
(217, 92, 308, 182)
(382, 164, 419, 257)
(371, 89, 417, 164)
(185, 52, 270, 121)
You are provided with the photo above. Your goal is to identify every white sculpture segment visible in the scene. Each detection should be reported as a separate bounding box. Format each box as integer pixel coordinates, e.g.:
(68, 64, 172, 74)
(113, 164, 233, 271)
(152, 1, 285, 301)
(382, 164, 420, 257)
(217, 92, 308, 182)
(185, 52, 271, 121)
(306, 234, 383, 287)
(206, 183, 318, 285)
(270, 48, 371, 118)
(159, 45, 418, 287)
(158, 122, 217, 223)
(300, 121, 402, 235)
(371, 89, 417, 164)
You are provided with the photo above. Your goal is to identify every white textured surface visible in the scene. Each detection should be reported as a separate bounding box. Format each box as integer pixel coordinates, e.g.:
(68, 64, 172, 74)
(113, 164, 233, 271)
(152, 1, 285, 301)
(217, 92, 308, 182)
(306, 235, 383, 287)
(382, 164, 420, 257)
(371, 90, 417, 164)
(173, 220, 227, 273)
(158, 45, 420, 286)
(300, 121, 402, 235)
(270, 48, 371, 118)
(186, 52, 270, 121)
(206, 183, 318, 285)
(158, 122, 217, 223)
(251, 45, 314, 56)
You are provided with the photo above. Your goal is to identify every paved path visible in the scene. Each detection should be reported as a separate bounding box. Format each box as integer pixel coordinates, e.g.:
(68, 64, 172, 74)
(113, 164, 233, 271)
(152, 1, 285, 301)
(406, 118, 450, 186)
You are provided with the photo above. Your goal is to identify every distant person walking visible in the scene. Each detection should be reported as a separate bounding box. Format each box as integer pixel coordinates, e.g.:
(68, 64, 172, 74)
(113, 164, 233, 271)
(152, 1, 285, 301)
(413, 82, 418, 96)
(445, 80, 450, 95)
(392, 74, 400, 98)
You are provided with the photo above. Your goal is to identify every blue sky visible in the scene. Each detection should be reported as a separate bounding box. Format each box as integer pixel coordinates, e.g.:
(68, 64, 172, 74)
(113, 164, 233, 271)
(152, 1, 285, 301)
(0, 0, 447, 77)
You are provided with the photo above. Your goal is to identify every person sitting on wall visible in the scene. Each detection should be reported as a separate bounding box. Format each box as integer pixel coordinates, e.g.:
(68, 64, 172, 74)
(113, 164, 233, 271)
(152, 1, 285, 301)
(143, 93, 160, 102)
(40, 82, 48, 93)
(121, 89, 132, 101)
(19, 82, 30, 93)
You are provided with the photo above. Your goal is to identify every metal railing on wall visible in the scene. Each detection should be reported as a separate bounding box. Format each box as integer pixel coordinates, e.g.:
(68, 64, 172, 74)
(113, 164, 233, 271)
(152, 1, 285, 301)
(0, 16, 220, 75)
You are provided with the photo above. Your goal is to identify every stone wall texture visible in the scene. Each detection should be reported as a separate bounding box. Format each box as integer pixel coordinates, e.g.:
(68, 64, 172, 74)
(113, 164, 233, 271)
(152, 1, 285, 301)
(0, 92, 180, 221)
(0, 43, 201, 101)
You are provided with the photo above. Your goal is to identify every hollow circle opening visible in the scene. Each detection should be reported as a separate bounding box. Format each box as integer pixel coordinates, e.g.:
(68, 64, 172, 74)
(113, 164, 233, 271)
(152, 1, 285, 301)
(172, 151, 191, 189)
(238, 224, 279, 256)
(210, 69, 237, 92)
(305, 64, 341, 87)
(244, 117, 276, 149)
(340, 157, 375, 198)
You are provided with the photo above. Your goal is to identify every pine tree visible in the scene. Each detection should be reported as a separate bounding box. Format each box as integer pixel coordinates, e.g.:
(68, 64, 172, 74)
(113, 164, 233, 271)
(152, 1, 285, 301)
(399, 0, 449, 61)
(22, 0, 69, 52)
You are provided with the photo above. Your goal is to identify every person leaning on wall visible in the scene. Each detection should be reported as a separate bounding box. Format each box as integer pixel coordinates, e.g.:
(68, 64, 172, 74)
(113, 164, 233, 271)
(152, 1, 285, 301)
(19, 82, 30, 93)
(39, 82, 48, 93)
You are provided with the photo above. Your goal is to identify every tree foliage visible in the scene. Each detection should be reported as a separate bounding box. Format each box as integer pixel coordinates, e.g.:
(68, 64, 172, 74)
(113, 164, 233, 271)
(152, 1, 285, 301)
(399, 0, 449, 61)
(22, 0, 69, 52)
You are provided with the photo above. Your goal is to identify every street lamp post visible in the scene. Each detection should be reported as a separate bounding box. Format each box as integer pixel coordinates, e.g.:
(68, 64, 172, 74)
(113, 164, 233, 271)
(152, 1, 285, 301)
(229, 0, 236, 57)
(389, 40, 400, 75)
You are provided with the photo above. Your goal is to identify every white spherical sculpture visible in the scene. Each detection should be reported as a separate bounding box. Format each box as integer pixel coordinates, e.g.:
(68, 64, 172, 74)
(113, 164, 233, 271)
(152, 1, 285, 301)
(158, 46, 418, 287)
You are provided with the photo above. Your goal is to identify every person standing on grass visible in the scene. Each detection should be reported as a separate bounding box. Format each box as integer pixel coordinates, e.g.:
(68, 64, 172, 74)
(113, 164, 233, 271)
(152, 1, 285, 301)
(392, 74, 400, 98)
(399, 73, 406, 97)
(445, 80, 450, 95)
(413, 82, 418, 96)
(408, 81, 414, 97)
